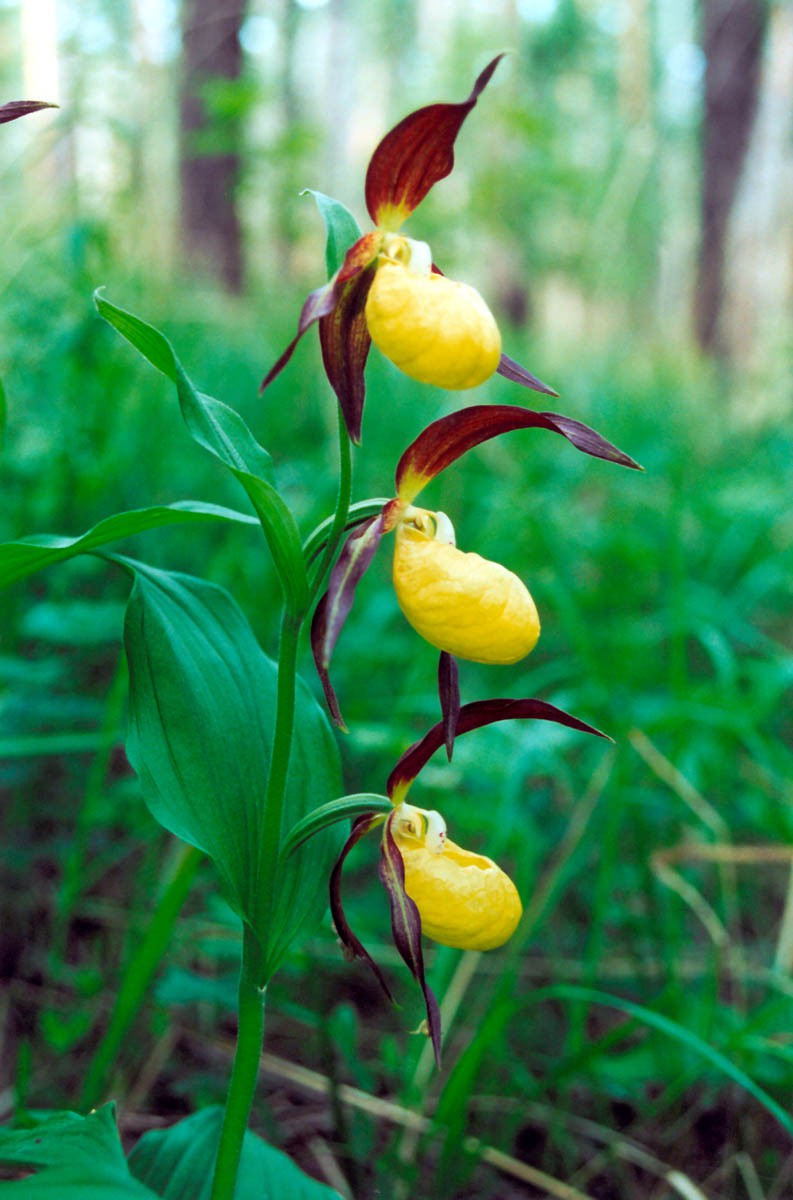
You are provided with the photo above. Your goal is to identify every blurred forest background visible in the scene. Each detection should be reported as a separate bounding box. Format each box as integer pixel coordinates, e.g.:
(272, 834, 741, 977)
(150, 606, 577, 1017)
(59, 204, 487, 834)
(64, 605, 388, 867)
(2, 1, 793, 1197)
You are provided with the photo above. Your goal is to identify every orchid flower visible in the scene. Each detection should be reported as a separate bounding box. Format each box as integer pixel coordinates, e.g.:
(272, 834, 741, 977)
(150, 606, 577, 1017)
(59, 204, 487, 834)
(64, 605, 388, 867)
(260, 55, 558, 442)
(330, 698, 611, 1063)
(311, 404, 640, 734)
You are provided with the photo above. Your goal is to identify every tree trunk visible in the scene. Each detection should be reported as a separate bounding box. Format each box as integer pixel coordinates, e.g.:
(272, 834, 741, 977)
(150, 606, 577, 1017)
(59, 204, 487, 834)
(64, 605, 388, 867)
(695, 0, 767, 355)
(179, 0, 247, 293)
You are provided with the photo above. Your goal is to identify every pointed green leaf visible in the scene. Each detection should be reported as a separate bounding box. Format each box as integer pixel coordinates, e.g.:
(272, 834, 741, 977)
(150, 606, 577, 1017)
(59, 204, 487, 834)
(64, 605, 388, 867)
(95, 292, 309, 616)
(129, 1107, 342, 1199)
(0, 1105, 158, 1198)
(531, 985, 793, 1139)
(281, 792, 392, 858)
(305, 189, 363, 279)
(122, 562, 341, 976)
(0, 501, 257, 592)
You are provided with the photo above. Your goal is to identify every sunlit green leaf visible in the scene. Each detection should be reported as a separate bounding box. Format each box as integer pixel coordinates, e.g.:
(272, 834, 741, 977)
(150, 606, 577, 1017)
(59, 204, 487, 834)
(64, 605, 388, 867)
(129, 1107, 342, 1199)
(0, 501, 257, 592)
(122, 561, 341, 977)
(306, 189, 363, 279)
(95, 292, 309, 616)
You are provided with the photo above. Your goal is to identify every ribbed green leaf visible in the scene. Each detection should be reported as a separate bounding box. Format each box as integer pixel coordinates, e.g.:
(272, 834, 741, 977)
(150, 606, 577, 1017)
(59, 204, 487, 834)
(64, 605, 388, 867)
(129, 1107, 342, 1200)
(122, 562, 341, 975)
(95, 292, 309, 616)
(0, 501, 257, 591)
(0, 1105, 158, 1198)
(306, 189, 363, 279)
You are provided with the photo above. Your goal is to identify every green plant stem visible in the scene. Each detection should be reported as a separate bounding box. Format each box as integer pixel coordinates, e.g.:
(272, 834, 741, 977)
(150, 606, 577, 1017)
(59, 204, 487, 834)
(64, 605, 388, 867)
(211, 611, 302, 1199)
(309, 405, 353, 598)
(210, 927, 266, 1200)
(212, 418, 349, 1197)
(252, 610, 301, 947)
(80, 841, 203, 1109)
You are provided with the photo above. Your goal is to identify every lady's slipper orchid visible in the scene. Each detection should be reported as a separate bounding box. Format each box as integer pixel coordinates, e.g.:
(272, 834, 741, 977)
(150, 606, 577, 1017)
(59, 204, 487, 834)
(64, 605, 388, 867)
(311, 404, 639, 729)
(330, 698, 610, 1063)
(261, 56, 557, 442)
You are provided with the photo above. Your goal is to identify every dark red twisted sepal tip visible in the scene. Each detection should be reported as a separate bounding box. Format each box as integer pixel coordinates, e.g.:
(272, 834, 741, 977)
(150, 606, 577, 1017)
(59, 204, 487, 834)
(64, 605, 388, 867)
(330, 813, 394, 1002)
(378, 814, 442, 1067)
(365, 54, 506, 229)
(496, 352, 559, 398)
(311, 511, 386, 727)
(387, 697, 612, 800)
(395, 403, 642, 502)
(0, 100, 57, 124)
(319, 263, 376, 445)
(438, 652, 460, 761)
(259, 233, 382, 438)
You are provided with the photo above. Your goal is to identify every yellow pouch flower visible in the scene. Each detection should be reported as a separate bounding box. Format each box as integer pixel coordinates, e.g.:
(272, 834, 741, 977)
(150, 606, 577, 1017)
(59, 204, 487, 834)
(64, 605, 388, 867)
(392, 514, 540, 664)
(392, 814, 522, 952)
(365, 241, 501, 389)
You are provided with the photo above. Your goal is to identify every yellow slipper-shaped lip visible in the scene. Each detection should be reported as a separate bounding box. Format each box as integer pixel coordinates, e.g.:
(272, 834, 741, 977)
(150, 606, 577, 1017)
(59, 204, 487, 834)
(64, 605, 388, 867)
(365, 260, 501, 390)
(394, 829, 522, 951)
(393, 520, 540, 664)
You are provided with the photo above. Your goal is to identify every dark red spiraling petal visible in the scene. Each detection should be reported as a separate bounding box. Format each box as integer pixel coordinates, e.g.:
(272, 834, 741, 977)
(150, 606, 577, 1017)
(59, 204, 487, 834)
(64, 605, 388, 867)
(260, 232, 382, 396)
(387, 698, 611, 799)
(438, 652, 460, 761)
(395, 404, 642, 502)
(311, 512, 386, 727)
(319, 263, 376, 445)
(330, 813, 394, 1001)
(378, 815, 442, 1066)
(364, 55, 505, 228)
(496, 352, 559, 397)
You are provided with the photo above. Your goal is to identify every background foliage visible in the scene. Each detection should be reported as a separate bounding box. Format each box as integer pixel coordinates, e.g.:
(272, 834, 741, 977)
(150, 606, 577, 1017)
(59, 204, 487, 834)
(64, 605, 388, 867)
(2, 1, 792, 1197)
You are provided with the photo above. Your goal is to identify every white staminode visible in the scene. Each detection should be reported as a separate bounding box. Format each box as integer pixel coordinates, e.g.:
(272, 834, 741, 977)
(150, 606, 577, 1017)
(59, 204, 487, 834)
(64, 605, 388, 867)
(393, 802, 447, 853)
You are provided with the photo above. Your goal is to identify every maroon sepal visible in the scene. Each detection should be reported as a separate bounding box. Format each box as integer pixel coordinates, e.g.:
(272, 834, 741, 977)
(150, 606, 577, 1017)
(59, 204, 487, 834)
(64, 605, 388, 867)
(438, 652, 460, 761)
(0, 100, 57, 125)
(311, 511, 386, 727)
(260, 232, 382, 396)
(395, 404, 641, 502)
(364, 54, 505, 228)
(378, 814, 442, 1066)
(496, 352, 559, 398)
(387, 697, 611, 799)
(319, 263, 376, 444)
(330, 813, 394, 1001)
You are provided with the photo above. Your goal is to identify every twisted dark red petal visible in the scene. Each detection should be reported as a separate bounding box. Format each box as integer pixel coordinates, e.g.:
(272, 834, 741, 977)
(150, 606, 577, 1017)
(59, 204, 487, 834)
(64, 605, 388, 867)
(311, 512, 386, 727)
(378, 815, 442, 1066)
(260, 232, 381, 397)
(330, 813, 394, 1001)
(319, 264, 376, 445)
